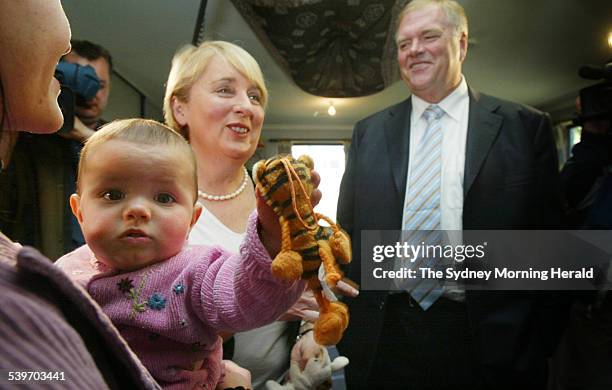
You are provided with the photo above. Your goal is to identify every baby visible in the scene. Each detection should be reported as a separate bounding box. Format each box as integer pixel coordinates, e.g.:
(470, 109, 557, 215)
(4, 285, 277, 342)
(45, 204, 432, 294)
(56, 118, 305, 389)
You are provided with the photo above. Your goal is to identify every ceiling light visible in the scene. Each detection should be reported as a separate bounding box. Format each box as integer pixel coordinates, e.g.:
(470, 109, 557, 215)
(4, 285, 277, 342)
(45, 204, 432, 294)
(327, 101, 336, 116)
(608, 31, 612, 48)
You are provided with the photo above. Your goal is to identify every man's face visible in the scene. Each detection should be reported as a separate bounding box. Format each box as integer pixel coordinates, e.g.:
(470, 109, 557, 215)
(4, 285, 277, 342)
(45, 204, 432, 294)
(63, 52, 111, 125)
(396, 4, 467, 103)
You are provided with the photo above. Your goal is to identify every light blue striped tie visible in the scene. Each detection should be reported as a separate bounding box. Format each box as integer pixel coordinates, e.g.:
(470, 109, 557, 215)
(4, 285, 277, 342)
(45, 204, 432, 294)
(402, 104, 444, 310)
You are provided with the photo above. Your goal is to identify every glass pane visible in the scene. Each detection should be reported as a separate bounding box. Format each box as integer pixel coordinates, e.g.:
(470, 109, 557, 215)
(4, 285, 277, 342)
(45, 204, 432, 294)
(291, 144, 345, 222)
(568, 126, 582, 156)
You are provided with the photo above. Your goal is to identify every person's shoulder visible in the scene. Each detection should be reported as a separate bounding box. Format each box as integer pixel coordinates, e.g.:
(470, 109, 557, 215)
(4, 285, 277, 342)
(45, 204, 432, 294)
(56, 244, 94, 271)
(57, 243, 93, 262)
(356, 98, 411, 127)
(473, 90, 547, 119)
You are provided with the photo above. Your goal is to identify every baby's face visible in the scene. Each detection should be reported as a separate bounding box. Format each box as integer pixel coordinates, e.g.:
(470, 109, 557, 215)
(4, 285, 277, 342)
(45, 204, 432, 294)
(71, 139, 201, 271)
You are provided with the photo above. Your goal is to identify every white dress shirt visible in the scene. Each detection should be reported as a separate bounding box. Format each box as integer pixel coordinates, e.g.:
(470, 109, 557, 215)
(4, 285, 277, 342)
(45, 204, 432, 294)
(406, 76, 469, 231)
(404, 77, 470, 300)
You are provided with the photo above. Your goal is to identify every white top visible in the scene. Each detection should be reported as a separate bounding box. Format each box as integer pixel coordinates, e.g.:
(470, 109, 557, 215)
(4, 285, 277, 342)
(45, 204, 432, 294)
(188, 204, 290, 389)
(406, 76, 469, 231)
(189, 204, 245, 251)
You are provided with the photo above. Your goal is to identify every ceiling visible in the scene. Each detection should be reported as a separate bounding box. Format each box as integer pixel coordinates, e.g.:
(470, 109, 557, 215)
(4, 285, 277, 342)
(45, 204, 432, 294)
(62, 0, 612, 135)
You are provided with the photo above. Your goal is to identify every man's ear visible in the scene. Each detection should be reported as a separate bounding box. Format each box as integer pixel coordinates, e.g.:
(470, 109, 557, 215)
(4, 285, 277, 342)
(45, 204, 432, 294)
(190, 202, 203, 229)
(69, 193, 84, 223)
(171, 96, 188, 127)
(459, 31, 468, 62)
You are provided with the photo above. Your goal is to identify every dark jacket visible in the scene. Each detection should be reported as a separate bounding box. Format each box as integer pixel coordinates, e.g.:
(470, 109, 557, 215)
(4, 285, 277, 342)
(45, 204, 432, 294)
(337, 89, 565, 387)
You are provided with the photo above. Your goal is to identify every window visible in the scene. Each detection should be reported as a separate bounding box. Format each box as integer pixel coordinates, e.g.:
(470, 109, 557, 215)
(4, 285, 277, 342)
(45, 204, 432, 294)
(291, 144, 346, 221)
(568, 125, 582, 154)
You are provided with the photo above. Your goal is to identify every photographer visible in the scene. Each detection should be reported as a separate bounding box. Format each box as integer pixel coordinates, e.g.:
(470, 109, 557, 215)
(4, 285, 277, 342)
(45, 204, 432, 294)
(0, 40, 112, 260)
(60, 40, 112, 141)
(561, 101, 612, 229)
(552, 62, 612, 389)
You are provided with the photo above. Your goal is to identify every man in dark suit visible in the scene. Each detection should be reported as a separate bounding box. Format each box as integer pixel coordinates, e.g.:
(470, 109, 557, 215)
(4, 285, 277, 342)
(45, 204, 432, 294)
(337, 0, 564, 388)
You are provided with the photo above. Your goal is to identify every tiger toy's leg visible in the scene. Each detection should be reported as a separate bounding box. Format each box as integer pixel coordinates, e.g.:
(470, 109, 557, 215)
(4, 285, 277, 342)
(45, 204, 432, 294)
(315, 214, 351, 265)
(329, 230, 351, 265)
(271, 216, 303, 281)
(317, 240, 342, 287)
(313, 289, 349, 346)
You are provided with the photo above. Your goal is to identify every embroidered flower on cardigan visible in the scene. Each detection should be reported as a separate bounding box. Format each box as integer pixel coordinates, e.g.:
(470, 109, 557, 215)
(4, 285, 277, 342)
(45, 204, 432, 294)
(117, 277, 134, 293)
(128, 272, 151, 318)
(148, 293, 166, 310)
(132, 301, 147, 313)
(173, 283, 185, 294)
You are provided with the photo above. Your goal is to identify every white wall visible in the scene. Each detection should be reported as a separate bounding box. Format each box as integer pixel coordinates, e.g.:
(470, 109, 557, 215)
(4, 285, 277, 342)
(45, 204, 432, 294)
(103, 73, 163, 122)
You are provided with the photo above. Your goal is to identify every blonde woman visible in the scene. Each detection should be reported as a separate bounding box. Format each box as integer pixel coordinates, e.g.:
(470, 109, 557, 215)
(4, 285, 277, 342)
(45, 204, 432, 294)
(164, 41, 324, 389)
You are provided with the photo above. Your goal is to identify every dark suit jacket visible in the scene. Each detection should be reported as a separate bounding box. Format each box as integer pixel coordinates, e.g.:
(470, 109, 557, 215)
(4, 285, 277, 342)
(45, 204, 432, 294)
(337, 88, 565, 386)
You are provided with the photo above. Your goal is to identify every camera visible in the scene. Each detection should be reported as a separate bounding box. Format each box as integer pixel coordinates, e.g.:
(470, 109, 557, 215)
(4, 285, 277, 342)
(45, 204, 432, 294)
(577, 61, 612, 123)
(54, 61, 101, 133)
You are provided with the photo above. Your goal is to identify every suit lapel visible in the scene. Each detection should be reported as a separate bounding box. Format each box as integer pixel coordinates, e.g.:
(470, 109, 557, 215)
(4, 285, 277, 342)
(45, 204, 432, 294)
(464, 89, 503, 196)
(382, 91, 501, 199)
(383, 98, 412, 197)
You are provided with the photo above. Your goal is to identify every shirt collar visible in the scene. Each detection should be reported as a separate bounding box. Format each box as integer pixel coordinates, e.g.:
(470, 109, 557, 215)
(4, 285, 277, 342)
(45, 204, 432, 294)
(411, 76, 468, 122)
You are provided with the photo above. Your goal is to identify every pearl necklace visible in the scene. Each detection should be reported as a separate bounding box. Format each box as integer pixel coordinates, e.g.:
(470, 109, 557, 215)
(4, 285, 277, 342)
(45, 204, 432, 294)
(198, 166, 249, 201)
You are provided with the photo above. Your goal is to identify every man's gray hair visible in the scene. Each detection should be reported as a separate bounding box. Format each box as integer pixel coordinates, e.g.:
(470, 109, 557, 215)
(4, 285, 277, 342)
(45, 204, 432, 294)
(396, 0, 468, 37)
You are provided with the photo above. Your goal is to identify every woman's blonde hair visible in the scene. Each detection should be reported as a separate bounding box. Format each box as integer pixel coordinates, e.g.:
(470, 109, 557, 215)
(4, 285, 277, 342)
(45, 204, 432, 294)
(77, 118, 198, 200)
(163, 41, 268, 139)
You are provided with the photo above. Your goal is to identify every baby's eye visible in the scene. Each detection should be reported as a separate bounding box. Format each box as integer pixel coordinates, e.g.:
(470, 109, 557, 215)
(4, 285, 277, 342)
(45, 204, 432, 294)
(155, 193, 176, 204)
(102, 190, 124, 201)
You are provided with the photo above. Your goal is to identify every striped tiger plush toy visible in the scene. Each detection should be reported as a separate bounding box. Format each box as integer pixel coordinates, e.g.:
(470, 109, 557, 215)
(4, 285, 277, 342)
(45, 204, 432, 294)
(253, 154, 352, 346)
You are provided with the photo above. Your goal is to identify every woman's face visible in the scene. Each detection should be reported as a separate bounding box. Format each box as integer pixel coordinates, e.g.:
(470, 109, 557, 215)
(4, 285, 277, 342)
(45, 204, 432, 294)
(0, 0, 71, 132)
(173, 56, 265, 163)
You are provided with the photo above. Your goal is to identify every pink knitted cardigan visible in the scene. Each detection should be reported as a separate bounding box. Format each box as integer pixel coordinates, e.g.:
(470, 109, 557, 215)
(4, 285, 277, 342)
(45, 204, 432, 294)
(57, 211, 305, 389)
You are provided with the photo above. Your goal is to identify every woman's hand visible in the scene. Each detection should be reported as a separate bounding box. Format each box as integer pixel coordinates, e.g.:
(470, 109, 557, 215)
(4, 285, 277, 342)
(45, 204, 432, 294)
(278, 290, 319, 322)
(334, 280, 360, 298)
(290, 329, 321, 371)
(310, 170, 322, 207)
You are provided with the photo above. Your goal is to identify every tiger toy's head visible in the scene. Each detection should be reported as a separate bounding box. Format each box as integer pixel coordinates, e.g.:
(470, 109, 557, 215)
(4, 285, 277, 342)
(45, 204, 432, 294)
(252, 155, 315, 218)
